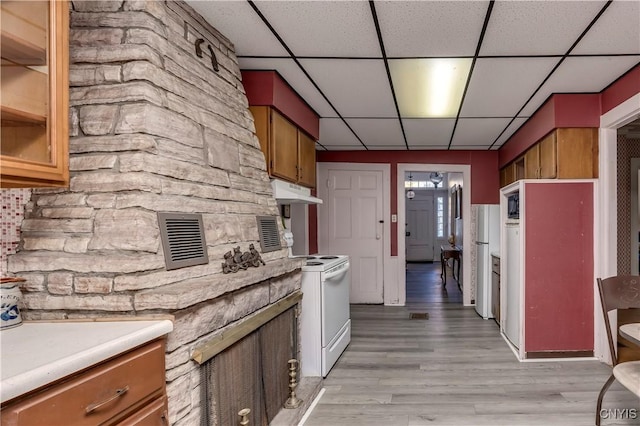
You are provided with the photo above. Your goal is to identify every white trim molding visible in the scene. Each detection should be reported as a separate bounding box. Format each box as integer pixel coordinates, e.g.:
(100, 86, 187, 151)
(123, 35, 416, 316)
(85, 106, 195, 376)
(595, 92, 640, 363)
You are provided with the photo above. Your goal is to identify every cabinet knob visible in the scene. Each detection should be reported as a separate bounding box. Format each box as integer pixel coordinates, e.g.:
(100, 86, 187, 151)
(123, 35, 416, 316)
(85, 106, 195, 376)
(238, 408, 251, 426)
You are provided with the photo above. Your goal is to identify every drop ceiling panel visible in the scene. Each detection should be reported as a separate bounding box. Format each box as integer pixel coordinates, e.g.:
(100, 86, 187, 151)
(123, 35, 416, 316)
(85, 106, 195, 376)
(344, 118, 405, 148)
(238, 57, 336, 117)
(451, 118, 512, 148)
(403, 118, 456, 149)
(480, 1, 607, 56)
(299, 59, 397, 118)
(252, 1, 379, 57)
(493, 117, 529, 148)
(461, 57, 558, 117)
(572, 0, 640, 55)
(186, 0, 639, 153)
(375, 1, 489, 57)
(319, 118, 364, 148)
(187, 1, 286, 57)
(521, 56, 640, 116)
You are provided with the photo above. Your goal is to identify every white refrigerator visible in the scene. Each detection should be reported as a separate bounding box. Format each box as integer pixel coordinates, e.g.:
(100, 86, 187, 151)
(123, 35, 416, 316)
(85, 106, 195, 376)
(474, 204, 500, 319)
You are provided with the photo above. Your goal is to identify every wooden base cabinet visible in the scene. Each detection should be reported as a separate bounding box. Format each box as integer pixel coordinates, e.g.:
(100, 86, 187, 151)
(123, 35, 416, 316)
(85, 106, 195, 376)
(0, 0, 69, 187)
(1, 339, 169, 426)
(250, 106, 317, 188)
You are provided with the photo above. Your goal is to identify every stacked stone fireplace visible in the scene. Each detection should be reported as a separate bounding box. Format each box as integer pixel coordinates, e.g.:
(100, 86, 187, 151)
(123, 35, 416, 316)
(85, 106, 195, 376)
(5, 1, 309, 424)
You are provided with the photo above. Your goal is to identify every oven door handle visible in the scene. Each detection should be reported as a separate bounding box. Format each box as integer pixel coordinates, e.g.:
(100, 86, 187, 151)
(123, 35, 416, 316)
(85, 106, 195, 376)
(324, 263, 349, 281)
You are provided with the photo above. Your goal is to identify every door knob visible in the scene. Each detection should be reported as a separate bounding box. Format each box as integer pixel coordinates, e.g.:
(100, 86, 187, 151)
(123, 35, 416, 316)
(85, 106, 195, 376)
(376, 235, 381, 240)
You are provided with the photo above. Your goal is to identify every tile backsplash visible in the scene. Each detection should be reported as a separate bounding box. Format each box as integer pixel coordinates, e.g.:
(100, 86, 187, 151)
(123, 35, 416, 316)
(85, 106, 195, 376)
(1, 189, 31, 275)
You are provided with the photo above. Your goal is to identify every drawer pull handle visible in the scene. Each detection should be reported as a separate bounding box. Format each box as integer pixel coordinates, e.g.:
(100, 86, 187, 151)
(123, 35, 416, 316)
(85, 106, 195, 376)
(85, 386, 130, 414)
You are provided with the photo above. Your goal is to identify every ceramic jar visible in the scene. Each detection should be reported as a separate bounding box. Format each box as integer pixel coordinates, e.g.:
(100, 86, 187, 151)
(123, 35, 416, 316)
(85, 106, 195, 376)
(1, 278, 25, 329)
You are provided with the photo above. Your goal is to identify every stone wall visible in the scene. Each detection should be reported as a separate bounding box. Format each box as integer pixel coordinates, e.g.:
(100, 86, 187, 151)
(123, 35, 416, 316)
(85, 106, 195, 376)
(6, 1, 303, 424)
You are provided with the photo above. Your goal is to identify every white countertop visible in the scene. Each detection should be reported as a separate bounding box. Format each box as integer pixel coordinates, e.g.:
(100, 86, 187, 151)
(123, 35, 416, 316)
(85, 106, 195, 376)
(0, 319, 173, 403)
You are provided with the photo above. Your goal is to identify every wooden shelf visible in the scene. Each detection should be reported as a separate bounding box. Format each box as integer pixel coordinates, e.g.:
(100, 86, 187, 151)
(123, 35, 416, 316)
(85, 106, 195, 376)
(2, 106, 46, 124)
(1, 65, 48, 119)
(0, 1, 47, 65)
(1, 33, 46, 66)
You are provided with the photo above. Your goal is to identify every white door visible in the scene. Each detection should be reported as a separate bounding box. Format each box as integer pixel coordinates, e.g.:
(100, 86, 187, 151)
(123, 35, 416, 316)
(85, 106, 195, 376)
(406, 197, 435, 261)
(327, 169, 384, 304)
(505, 224, 521, 349)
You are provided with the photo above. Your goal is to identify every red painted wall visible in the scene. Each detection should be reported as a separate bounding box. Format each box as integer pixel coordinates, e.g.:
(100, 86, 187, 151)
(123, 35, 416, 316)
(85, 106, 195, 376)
(241, 70, 320, 139)
(498, 94, 600, 167)
(499, 63, 640, 167)
(524, 182, 594, 353)
(316, 150, 499, 256)
(601, 63, 640, 114)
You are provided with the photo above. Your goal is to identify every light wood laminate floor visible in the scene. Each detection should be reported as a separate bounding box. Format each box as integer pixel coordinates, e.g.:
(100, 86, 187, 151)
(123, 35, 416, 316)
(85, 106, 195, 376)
(302, 263, 639, 426)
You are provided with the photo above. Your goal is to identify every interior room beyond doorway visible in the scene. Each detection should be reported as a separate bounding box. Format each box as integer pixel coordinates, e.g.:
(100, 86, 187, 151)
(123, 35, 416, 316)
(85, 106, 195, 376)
(397, 164, 472, 306)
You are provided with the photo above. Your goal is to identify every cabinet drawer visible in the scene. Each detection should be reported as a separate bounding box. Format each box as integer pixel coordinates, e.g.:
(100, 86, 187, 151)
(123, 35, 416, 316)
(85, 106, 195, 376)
(2, 340, 166, 426)
(491, 256, 500, 274)
(116, 396, 168, 426)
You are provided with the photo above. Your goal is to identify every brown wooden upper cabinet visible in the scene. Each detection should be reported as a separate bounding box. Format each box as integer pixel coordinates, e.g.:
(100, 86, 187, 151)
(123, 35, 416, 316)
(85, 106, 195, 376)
(250, 106, 317, 188)
(1, 0, 69, 188)
(297, 130, 316, 188)
(524, 128, 598, 179)
(501, 127, 598, 187)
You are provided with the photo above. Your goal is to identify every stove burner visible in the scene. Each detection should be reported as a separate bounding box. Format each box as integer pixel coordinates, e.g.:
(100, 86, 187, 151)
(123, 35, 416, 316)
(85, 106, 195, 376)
(320, 256, 339, 259)
(306, 261, 323, 266)
(304, 256, 318, 259)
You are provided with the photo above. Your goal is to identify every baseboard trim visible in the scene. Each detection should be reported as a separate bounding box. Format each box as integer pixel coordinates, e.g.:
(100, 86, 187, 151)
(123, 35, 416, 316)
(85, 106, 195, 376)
(525, 350, 594, 359)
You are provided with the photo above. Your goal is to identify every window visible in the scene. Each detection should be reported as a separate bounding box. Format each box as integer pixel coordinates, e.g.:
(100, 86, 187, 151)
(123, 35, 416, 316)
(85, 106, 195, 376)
(436, 196, 444, 238)
(404, 180, 436, 188)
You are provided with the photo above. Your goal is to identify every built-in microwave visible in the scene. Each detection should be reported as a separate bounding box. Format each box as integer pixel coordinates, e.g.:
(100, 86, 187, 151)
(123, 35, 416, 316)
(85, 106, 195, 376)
(507, 192, 519, 219)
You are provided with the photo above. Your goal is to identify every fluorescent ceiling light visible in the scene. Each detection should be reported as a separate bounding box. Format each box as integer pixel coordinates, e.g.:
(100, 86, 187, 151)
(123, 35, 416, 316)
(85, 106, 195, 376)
(389, 58, 472, 118)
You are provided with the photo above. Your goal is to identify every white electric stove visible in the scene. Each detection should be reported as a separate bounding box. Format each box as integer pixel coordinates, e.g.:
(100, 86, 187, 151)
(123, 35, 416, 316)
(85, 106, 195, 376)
(298, 254, 351, 377)
(299, 255, 348, 272)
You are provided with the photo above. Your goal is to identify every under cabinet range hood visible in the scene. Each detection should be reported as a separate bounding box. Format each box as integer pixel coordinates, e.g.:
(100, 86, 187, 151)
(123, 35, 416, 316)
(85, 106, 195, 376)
(270, 179, 323, 204)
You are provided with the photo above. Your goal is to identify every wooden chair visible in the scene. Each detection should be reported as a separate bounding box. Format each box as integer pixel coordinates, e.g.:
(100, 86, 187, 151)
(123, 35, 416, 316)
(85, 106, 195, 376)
(596, 276, 640, 425)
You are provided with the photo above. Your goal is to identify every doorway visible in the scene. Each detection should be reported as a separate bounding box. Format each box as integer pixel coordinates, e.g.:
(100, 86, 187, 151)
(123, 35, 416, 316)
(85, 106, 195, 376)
(397, 164, 472, 306)
(631, 157, 640, 275)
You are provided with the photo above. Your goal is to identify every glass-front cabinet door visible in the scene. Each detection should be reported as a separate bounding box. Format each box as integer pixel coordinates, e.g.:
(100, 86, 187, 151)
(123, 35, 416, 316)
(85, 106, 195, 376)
(1, 0, 69, 187)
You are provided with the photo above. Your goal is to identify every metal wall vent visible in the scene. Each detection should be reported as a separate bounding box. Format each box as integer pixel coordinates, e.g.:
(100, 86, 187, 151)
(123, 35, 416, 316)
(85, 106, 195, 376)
(158, 212, 208, 271)
(256, 215, 282, 253)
